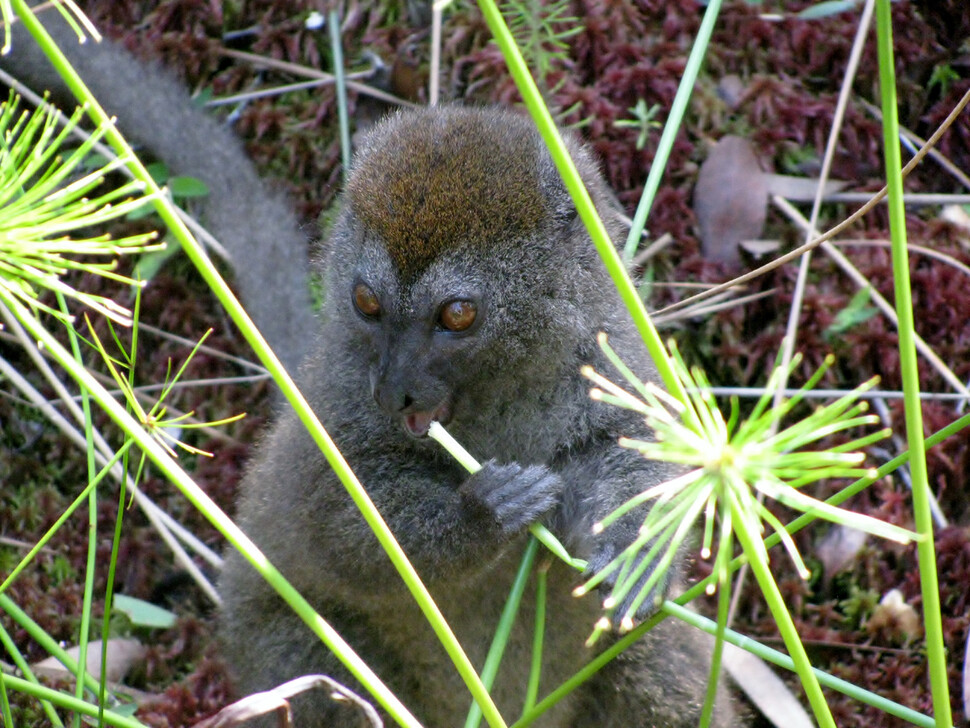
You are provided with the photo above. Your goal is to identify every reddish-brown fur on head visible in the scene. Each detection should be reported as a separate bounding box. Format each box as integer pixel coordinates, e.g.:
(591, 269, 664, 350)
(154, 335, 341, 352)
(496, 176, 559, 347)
(347, 107, 549, 280)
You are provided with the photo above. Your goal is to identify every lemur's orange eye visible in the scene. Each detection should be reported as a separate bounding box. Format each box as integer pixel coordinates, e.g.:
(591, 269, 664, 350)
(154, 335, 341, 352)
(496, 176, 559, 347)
(353, 283, 381, 317)
(439, 300, 477, 332)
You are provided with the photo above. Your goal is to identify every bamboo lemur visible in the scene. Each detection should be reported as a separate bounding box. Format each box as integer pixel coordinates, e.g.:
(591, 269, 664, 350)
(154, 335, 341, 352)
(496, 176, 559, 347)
(7, 13, 739, 728)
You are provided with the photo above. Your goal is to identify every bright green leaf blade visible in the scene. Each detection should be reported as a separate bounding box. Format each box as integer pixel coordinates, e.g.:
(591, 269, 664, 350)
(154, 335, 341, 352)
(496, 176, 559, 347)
(167, 175, 209, 198)
(111, 594, 176, 629)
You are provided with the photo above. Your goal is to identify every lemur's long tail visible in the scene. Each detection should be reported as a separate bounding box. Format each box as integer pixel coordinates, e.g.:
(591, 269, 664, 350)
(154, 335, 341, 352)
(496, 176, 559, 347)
(4, 13, 316, 374)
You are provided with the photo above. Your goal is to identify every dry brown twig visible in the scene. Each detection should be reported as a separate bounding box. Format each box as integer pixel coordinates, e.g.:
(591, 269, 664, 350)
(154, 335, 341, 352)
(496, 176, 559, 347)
(652, 86, 970, 318)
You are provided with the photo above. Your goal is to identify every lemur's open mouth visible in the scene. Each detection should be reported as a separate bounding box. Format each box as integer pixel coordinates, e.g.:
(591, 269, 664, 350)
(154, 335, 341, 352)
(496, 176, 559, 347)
(404, 400, 452, 437)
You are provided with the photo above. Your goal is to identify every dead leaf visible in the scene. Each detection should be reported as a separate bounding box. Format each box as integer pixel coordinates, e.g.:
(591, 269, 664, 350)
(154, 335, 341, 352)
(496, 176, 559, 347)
(738, 239, 781, 259)
(694, 136, 768, 265)
(815, 524, 868, 585)
(942, 204, 970, 249)
(32, 638, 145, 683)
(693, 134, 852, 266)
(867, 588, 922, 644)
(763, 173, 848, 201)
(195, 674, 382, 728)
(716, 75, 746, 109)
(722, 643, 815, 728)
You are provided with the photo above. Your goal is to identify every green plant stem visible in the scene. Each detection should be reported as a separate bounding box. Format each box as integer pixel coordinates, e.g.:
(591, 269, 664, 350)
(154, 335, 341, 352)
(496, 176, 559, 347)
(439, 12, 970, 714)
(428, 421, 577, 726)
(13, 6, 503, 725)
(875, 3, 952, 725)
(730, 500, 834, 728)
(0, 445, 129, 595)
(81, 515, 97, 721)
(76, 443, 98, 728)
(0, 593, 100, 698)
(474, 0, 695, 427)
(0, 675, 145, 728)
(0, 621, 63, 726)
(56, 290, 97, 728)
(523, 562, 547, 713)
(698, 528, 730, 728)
(516, 600, 676, 727)
(621, 0, 721, 261)
(518, 413, 970, 725)
(328, 9, 351, 178)
(671, 414, 970, 615)
(515, 589, 952, 728)
(428, 422, 583, 568)
(662, 602, 947, 728)
(464, 538, 540, 728)
(100, 295, 142, 728)
(99, 441, 130, 728)
(0, 670, 12, 728)
(1, 285, 423, 728)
